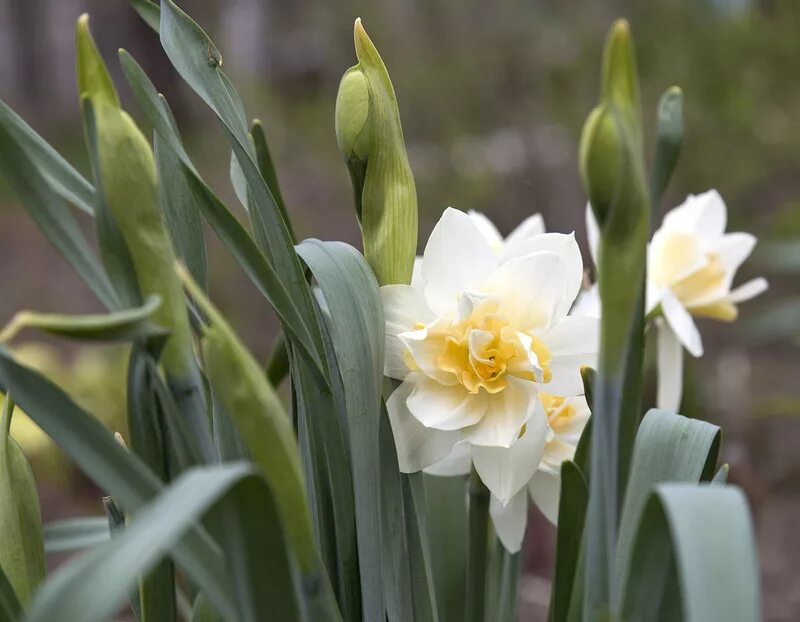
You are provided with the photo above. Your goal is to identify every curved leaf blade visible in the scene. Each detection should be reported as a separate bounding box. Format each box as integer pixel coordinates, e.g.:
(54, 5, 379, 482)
(43, 517, 110, 555)
(620, 484, 759, 622)
(27, 464, 299, 622)
(616, 409, 720, 606)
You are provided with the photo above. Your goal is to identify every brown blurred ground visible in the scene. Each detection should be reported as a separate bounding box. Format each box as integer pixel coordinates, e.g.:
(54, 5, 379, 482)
(1, 1, 799, 619)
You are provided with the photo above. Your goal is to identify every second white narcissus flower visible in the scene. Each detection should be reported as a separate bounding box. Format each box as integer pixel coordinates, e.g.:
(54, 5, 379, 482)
(489, 393, 590, 552)
(647, 190, 767, 410)
(382, 207, 598, 509)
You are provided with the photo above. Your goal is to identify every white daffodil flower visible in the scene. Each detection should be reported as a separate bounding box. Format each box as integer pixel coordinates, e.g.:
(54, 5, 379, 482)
(647, 190, 767, 411)
(410, 209, 547, 286)
(585, 191, 767, 411)
(382, 207, 598, 507)
(487, 393, 590, 552)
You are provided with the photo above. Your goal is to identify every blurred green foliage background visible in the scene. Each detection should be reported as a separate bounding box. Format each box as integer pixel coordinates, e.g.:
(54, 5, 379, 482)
(0, 0, 798, 619)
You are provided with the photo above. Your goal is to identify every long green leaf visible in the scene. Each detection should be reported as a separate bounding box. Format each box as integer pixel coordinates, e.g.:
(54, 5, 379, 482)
(620, 484, 759, 622)
(0, 99, 94, 216)
(0, 562, 21, 622)
(650, 86, 683, 211)
(423, 474, 467, 622)
(615, 409, 720, 607)
(27, 464, 300, 622)
(0, 347, 237, 620)
(252, 119, 294, 242)
(155, 131, 208, 291)
(0, 121, 117, 310)
(43, 517, 110, 555)
(549, 461, 589, 622)
(157, 0, 325, 369)
(118, 49, 325, 385)
(129, 0, 160, 32)
(297, 240, 385, 622)
(0, 295, 165, 344)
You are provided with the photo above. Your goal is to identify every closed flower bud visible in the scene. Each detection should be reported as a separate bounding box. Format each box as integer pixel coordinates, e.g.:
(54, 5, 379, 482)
(0, 398, 45, 604)
(335, 67, 371, 167)
(579, 105, 623, 230)
(76, 17, 212, 457)
(336, 19, 418, 286)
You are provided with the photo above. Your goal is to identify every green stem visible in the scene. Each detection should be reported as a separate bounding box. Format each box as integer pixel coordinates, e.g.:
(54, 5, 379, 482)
(466, 468, 490, 622)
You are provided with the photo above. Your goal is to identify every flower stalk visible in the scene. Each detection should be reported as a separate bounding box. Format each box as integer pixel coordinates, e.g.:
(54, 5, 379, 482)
(466, 468, 490, 622)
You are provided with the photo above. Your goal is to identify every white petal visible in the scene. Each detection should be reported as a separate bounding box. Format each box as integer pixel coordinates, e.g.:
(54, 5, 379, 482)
(501, 233, 584, 318)
(728, 277, 768, 304)
(381, 285, 434, 380)
(585, 203, 600, 269)
(538, 315, 599, 396)
(423, 208, 498, 316)
(387, 378, 459, 472)
(501, 213, 546, 258)
(468, 210, 504, 253)
(571, 285, 601, 319)
(648, 228, 706, 288)
(529, 470, 561, 525)
(407, 377, 488, 431)
(411, 256, 425, 289)
(485, 251, 566, 330)
(714, 232, 756, 275)
(424, 441, 472, 476)
(489, 489, 529, 553)
(661, 289, 703, 357)
(656, 319, 684, 413)
(398, 320, 457, 385)
(472, 402, 548, 503)
(463, 378, 538, 447)
(662, 189, 727, 240)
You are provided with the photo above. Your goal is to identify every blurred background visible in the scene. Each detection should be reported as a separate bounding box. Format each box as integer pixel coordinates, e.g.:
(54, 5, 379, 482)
(1, 0, 799, 619)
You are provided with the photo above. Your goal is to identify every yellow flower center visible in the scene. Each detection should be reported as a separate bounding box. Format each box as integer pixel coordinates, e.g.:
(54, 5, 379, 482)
(403, 305, 552, 394)
(539, 393, 576, 433)
(651, 232, 737, 322)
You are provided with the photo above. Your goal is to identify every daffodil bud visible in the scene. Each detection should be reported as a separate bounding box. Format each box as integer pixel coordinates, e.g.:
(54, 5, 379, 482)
(579, 105, 623, 229)
(578, 20, 647, 241)
(335, 67, 371, 168)
(600, 19, 641, 151)
(0, 398, 45, 604)
(77, 16, 212, 457)
(336, 19, 418, 286)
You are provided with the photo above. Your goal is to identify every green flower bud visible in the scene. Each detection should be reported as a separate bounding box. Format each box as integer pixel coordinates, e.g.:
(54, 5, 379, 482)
(336, 19, 418, 286)
(601, 19, 641, 150)
(579, 105, 623, 229)
(335, 67, 371, 165)
(76, 16, 211, 455)
(0, 397, 45, 605)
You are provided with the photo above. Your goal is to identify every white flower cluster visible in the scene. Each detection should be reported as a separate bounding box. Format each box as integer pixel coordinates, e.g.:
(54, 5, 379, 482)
(382, 191, 765, 552)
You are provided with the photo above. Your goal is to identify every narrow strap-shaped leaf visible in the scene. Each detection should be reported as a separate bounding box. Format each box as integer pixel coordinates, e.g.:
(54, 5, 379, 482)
(0, 347, 237, 619)
(119, 49, 326, 386)
(620, 484, 759, 622)
(0, 295, 165, 344)
(155, 131, 208, 291)
(423, 474, 467, 622)
(265, 332, 290, 387)
(27, 464, 300, 622)
(158, 0, 326, 368)
(650, 86, 683, 212)
(0, 562, 21, 621)
(484, 534, 520, 622)
(0, 121, 117, 310)
(292, 353, 360, 621)
(615, 409, 720, 607)
(44, 517, 110, 554)
(0, 99, 94, 216)
(549, 461, 588, 622)
(296, 240, 385, 622)
(252, 119, 294, 242)
(129, 0, 160, 32)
